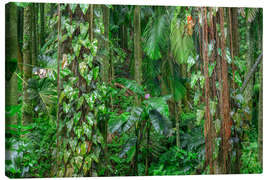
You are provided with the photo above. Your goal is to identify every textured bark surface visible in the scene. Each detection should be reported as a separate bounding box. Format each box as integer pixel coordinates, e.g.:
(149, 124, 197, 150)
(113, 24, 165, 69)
(219, 7, 232, 174)
(32, 3, 37, 66)
(5, 2, 18, 128)
(22, 4, 33, 125)
(201, 7, 213, 174)
(40, 3, 45, 47)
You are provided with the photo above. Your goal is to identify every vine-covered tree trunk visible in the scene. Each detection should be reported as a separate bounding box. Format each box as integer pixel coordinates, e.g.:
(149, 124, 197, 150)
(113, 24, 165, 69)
(55, 5, 105, 177)
(5, 2, 18, 130)
(22, 3, 33, 125)
(102, 5, 110, 83)
(219, 7, 232, 174)
(102, 5, 110, 175)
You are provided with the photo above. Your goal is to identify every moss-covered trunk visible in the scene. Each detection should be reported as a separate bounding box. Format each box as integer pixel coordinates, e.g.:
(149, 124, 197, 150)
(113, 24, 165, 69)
(22, 3, 33, 125)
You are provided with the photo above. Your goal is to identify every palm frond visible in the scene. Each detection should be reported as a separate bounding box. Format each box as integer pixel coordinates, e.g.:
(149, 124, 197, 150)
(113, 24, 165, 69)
(239, 8, 259, 23)
(143, 14, 169, 60)
(170, 18, 195, 65)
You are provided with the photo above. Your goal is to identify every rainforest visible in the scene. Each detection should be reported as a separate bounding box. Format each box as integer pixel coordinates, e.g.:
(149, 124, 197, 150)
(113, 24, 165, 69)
(5, 2, 263, 177)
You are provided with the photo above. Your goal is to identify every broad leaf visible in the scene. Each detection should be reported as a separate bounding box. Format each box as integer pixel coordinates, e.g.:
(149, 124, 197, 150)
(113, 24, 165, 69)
(119, 136, 137, 158)
(149, 109, 172, 136)
(122, 107, 143, 132)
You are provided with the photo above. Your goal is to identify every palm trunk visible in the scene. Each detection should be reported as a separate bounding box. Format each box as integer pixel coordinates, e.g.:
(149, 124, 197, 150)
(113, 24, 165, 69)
(22, 3, 33, 126)
(133, 6, 142, 175)
(32, 3, 37, 66)
(5, 2, 18, 131)
(40, 3, 45, 47)
(134, 6, 142, 104)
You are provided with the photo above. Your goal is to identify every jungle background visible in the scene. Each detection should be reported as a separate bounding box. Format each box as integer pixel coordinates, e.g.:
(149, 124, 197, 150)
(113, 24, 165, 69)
(5, 1, 263, 178)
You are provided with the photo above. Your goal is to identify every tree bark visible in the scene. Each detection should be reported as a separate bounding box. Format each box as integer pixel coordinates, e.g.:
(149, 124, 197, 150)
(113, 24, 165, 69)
(5, 2, 18, 130)
(244, 17, 254, 123)
(22, 3, 33, 125)
(201, 7, 214, 174)
(40, 3, 45, 47)
(134, 6, 142, 105)
(219, 7, 232, 174)
(101, 5, 110, 83)
(32, 3, 37, 66)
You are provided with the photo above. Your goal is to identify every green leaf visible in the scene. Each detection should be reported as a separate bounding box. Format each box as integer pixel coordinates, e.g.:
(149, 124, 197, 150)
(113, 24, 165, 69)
(119, 136, 137, 158)
(63, 102, 69, 113)
(80, 22, 89, 37)
(149, 109, 172, 136)
(70, 4, 77, 14)
(72, 43, 81, 57)
(210, 100, 217, 116)
(86, 112, 94, 126)
(77, 96, 84, 110)
(93, 66, 99, 80)
(74, 111, 82, 125)
(108, 112, 129, 134)
(196, 109, 204, 126)
(226, 48, 232, 64)
(67, 119, 73, 134)
(69, 139, 77, 152)
(14, 2, 30, 7)
(79, 61, 87, 78)
(116, 78, 144, 95)
(209, 62, 216, 77)
(64, 151, 71, 164)
(81, 142, 87, 155)
(123, 107, 143, 132)
(75, 126, 83, 139)
(79, 4, 89, 15)
(144, 15, 168, 60)
(144, 95, 171, 118)
(105, 4, 113, 8)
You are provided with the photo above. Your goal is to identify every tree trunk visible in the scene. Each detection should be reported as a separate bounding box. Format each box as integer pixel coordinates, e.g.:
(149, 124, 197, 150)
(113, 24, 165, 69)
(22, 3, 33, 125)
(5, 2, 18, 130)
(134, 6, 142, 105)
(40, 3, 45, 47)
(133, 6, 142, 176)
(201, 7, 213, 174)
(257, 11, 263, 168)
(101, 5, 110, 83)
(32, 3, 37, 66)
(219, 7, 232, 174)
(88, 4, 94, 42)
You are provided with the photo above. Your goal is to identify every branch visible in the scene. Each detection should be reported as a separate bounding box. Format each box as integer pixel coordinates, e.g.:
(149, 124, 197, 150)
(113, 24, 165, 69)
(114, 82, 135, 96)
(240, 53, 263, 93)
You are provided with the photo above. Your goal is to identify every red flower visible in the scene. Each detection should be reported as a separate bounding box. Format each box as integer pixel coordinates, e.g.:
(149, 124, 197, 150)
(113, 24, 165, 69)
(187, 16, 193, 24)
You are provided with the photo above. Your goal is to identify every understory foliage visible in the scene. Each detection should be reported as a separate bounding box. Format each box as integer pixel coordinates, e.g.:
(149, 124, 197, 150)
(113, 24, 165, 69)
(5, 3, 262, 177)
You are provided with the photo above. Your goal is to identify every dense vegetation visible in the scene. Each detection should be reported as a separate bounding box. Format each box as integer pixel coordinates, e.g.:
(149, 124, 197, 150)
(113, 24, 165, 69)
(5, 2, 263, 177)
